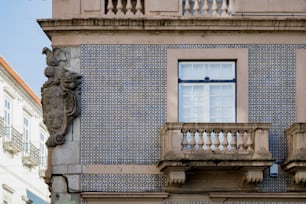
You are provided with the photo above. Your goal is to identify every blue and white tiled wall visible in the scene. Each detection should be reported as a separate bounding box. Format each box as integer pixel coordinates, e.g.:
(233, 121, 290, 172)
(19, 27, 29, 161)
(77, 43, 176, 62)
(80, 44, 305, 192)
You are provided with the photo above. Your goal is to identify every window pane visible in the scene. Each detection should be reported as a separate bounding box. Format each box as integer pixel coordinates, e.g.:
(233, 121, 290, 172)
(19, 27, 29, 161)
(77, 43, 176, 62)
(179, 61, 236, 122)
(221, 63, 234, 79)
(209, 64, 220, 79)
(179, 63, 192, 79)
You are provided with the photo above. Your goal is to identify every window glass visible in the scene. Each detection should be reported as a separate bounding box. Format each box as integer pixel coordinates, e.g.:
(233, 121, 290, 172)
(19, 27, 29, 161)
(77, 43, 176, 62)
(40, 132, 46, 167)
(179, 61, 236, 122)
(4, 98, 12, 140)
(23, 116, 30, 155)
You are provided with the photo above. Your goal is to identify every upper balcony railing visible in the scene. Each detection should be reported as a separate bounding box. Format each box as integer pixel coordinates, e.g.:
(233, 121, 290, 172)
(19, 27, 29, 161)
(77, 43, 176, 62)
(103, 0, 230, 17)
(52, 0, 306, 19)
(183, 0, 230, 17)
(105, 0, 145, 16)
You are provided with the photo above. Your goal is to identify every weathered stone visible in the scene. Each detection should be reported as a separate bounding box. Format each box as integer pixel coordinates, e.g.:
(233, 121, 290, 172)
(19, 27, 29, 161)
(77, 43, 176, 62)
(41, 47, 82, 147)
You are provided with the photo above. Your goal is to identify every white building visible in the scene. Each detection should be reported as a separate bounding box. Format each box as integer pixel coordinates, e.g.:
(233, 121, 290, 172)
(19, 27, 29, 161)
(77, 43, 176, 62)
(0, 56, 49, 204)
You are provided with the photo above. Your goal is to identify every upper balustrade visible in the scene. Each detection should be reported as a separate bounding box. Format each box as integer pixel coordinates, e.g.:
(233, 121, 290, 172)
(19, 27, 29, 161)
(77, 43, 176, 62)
(52, 0, 306, 19)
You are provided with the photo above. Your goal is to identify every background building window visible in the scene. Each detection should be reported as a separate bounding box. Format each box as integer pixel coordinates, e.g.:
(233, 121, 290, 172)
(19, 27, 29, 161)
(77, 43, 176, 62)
(23, 116, 30, 155)
(178, 61, 236, 122)
(39, 132, 46, 167)
(4, 98, 11, 138)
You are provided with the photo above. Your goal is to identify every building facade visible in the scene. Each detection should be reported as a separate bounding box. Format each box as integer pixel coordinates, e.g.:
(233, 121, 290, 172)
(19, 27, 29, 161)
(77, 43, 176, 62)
(0, 57, 49, 204)
(38, 0, 306, 203)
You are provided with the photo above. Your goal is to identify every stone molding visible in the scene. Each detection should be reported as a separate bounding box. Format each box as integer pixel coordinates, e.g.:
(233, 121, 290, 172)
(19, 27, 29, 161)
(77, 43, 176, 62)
(81, 192, 169, 203)
(38, 17, 306, 40)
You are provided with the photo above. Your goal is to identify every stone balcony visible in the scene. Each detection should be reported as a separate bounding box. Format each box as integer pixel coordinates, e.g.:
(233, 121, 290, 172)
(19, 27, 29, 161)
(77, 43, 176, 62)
(158, 123, 274, 193)
(283, 123, 306, 191)
(3, 127, 23, 154)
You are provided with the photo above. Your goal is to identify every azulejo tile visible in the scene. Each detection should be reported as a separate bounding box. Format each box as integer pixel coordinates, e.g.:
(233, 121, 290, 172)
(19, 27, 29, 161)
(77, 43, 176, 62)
(80, 44, 302, 192)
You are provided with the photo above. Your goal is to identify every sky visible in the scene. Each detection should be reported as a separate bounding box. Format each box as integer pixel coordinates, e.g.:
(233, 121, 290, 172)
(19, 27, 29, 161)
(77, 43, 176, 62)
(0, 0, 52, 97)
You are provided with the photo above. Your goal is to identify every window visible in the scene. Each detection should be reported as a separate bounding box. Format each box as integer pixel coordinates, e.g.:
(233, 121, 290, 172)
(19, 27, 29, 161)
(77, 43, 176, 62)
(166, 48, 248, 123)
(39, 132, 46, 167)
(23, 116, 30, 155)
(4, 98, 12, 139)
(178, 61, 236, 122)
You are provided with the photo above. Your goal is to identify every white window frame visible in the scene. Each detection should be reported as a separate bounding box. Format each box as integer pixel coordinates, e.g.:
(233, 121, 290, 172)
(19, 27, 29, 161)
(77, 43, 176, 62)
(4, 98, 12, 141)
(167, 48, 248, 123)
(23, 115, 30, 155)
(39, 132, 47, 167)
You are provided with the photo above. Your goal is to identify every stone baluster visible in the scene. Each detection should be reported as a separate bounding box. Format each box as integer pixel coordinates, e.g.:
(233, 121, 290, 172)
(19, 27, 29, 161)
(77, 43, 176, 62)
(135, 0, 143, 15)
(213, 130, 220, 151)
(205, 130, 212, 151)
(222, 130, 229, 151)
(202, 0, 209, 16)
(246, 131, 253, 152)
(189, 129, 196, 151)
(198, 129, 205, 152)
(181, 129, 188, 151)
(193, 0, 200, 16)
(107, 0, 114, 15)
(238, 130, 245, 152)
(211, 0, 218, 16)
(230, 131, 237, 151)
(126, 0, 133, 15)
(221, 0, 228, 16)
(116, 0, 124, 15)
(184, 0, 191, 16)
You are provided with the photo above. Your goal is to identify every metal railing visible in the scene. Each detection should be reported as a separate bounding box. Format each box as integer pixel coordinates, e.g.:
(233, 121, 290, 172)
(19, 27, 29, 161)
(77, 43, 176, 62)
(3, 126, 23, 153)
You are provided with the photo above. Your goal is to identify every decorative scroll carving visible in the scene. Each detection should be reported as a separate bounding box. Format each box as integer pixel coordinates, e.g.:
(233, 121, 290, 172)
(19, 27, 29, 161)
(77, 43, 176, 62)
(294, 170, 306, 184)
(243, 169, 263, 184)
(41, 47, 81, 147)
(168, 170, 186, 185)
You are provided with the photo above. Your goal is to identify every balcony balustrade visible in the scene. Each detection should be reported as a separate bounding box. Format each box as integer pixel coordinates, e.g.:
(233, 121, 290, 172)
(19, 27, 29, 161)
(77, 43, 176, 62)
(105, 0, 145, 16)
(183, 0, 230, 17)
(158, 123, 274, 192)
(3, 127, 23, 154)
(52, 0, 306, 19)
(103, 0, 229, 17)
(283, 123, 306, 190)
(22, 143, 40, 168)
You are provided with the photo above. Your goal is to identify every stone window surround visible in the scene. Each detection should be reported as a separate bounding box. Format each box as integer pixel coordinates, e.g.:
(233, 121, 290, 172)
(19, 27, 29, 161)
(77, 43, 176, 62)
(296, 49, 306, 122)
(166, 48, 249, 123)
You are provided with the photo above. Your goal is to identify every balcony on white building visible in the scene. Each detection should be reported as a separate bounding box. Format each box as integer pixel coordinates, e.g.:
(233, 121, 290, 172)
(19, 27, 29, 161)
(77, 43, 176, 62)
(22, 143, 40, 168)
(158, 123, 274, 192)
(3, 127, 23, 154)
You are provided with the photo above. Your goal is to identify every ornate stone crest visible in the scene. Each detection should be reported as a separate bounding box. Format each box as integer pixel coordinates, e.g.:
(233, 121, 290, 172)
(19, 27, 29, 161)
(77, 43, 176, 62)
(41, 47, 81, 147)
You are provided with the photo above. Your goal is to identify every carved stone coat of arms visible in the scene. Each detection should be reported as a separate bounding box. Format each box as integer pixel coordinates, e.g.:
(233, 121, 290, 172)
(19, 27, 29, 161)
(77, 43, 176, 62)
(41, 47, 81, 147)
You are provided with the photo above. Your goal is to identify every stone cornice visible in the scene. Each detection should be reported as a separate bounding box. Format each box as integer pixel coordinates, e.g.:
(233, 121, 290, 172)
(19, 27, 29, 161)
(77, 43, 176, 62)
(81, 192, 169, 199)
(209, 192, 306, 199)
(38, 17, 306, 39)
